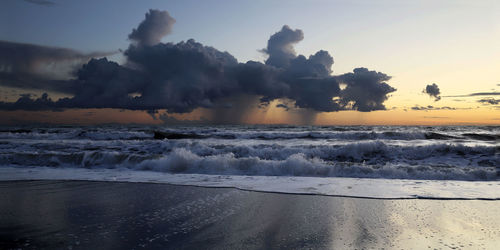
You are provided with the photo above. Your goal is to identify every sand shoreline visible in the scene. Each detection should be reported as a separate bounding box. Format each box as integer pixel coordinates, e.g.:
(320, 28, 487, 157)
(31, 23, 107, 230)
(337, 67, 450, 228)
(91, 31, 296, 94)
(3, 178, 500, 201)
(1, 180, 499, 249)
(1, 167, 499, 200)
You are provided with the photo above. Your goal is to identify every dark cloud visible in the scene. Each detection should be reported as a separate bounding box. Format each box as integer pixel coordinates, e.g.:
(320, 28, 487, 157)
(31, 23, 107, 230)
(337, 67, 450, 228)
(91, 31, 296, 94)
(0, 72, 76, 94)
(23, 0, 55, 6)
(0, 40, 112, 94)
(336, 68, 395, 111)
(129, 9, 176, 47)
(423, 83, 441, 101)
(124, 39, 238, 113)
(1, 9, 397, 122)
(477, 98, 500, 105)
(0, 93, 60, 111)
(0, 40, 108, 75)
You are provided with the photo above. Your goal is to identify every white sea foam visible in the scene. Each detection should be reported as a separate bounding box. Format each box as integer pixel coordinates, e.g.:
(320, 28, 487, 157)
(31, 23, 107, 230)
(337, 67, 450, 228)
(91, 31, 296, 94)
(0, 125, 498, 186)
(1, 166, 498, 199)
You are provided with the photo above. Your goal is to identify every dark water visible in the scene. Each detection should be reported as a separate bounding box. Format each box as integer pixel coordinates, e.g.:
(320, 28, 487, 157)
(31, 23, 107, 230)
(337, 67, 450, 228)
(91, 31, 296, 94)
(0, 125, 498, 180)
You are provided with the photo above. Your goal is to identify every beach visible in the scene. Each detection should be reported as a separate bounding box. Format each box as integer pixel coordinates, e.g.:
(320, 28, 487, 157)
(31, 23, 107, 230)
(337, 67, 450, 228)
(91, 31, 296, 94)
(3, 1, 500, 249)
(1, 180, 499, 249)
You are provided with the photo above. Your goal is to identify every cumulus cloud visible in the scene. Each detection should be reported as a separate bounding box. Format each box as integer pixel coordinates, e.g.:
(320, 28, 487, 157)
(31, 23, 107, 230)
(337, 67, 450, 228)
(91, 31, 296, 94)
(337, 68, 395, 111)
(1, 9, 397, 122)
(124, 39, 239, 113)
(263, 25, 304, 68)
(423, 83, 441, 101)
(129, 9, 176, 47)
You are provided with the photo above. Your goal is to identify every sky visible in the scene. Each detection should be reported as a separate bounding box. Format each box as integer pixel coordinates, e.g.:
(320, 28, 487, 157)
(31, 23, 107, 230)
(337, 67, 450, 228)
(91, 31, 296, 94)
(0, 0, 499, 125)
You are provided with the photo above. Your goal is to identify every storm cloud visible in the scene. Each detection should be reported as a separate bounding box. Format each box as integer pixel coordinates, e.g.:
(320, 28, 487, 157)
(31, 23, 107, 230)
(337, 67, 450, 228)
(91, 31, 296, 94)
(423, 83, 441, 101)
(337, 68, 395, 111)
(1, 9, 397, 122)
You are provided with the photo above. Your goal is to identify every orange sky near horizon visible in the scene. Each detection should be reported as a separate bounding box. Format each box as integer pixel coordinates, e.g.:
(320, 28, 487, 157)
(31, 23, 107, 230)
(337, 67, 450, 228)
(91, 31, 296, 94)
(1, 100, 498, 126)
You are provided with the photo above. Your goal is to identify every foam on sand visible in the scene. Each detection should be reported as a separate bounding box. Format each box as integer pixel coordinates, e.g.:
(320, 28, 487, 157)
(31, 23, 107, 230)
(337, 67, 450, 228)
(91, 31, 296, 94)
(1, 166, 498, 199)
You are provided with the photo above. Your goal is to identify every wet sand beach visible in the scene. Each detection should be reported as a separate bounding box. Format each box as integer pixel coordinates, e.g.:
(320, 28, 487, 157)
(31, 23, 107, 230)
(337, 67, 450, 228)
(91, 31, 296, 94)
(1, 180, 499, 249)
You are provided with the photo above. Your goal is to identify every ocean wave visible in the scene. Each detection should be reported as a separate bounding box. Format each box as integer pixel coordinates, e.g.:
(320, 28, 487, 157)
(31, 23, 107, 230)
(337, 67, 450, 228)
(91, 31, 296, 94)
(133, 148, 498, 180)
(0, 125, 498, 181)
(0, 129, 151, 140)
(1, 126, 498, 142)
(1, 141, 497, 180)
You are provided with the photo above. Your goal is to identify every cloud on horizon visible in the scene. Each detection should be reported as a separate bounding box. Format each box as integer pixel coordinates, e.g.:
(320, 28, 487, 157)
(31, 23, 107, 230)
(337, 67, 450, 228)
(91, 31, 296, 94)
(477, 98, 499, 105)
(411, 105, 456, 111)
(0, 9, 397, 123)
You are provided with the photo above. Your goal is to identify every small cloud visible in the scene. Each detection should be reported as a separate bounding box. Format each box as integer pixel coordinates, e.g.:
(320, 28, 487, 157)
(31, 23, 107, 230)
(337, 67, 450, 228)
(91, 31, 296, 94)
(276, 103, 290, 111)
(423, 83, 441, 101)
(411, 105, 456, 111)
(477, 98, 500, 105)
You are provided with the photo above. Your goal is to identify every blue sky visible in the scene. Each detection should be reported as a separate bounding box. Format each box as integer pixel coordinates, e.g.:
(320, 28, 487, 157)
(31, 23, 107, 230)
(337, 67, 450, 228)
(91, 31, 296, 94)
(3, 0, 497, 67)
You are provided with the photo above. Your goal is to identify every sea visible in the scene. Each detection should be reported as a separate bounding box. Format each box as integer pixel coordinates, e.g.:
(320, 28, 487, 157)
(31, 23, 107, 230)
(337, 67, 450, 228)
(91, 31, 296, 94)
(1, 125, 499, 199)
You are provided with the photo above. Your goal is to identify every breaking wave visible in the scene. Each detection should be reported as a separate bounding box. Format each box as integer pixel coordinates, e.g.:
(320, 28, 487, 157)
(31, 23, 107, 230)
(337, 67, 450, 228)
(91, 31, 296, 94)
(1, 125, 498, 199)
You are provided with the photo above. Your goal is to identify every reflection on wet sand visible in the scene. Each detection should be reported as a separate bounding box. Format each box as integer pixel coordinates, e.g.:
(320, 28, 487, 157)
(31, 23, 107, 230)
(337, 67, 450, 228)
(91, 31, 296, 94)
(1, 181, 499, 249)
